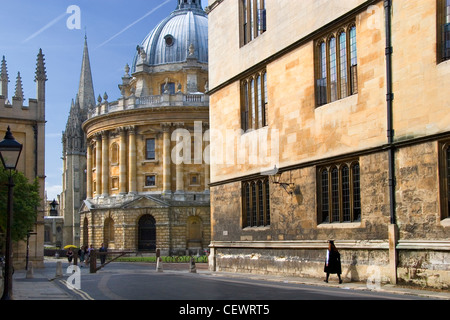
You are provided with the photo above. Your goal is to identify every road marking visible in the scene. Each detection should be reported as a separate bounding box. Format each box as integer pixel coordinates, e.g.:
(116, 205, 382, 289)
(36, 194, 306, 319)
(59, 280, 95, 300)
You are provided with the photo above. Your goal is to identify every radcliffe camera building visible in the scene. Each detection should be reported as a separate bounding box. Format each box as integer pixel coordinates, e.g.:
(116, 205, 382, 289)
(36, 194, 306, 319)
(62, 0, 211, 255)
(207, 0, 449, 289)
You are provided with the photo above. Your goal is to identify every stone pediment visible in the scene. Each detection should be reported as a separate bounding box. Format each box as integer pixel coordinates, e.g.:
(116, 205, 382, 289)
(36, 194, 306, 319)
(121, 195, 169, 209)
(79, 200, 95, 213)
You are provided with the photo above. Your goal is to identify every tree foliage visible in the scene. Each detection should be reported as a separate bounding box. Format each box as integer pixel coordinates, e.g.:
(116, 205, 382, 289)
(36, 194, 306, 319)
(0, 167, 41, 242)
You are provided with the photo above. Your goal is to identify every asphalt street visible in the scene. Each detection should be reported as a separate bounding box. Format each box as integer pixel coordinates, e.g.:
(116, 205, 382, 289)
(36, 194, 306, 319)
(42, 259, 442, 301)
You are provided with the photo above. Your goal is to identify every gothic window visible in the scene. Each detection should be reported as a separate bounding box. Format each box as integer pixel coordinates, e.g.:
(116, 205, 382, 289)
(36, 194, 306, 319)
(315, 22, 358, 107)
(146, 138, 156, 160)
(241, 68, 268, 131)
(318, 160, 361, 224)
(241, 0, 266, 46)
(438, 0, 450, 62)
(242, 177, 271, 228)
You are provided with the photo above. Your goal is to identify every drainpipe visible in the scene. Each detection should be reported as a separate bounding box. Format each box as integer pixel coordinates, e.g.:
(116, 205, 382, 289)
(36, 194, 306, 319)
(384, 0, 398, 284)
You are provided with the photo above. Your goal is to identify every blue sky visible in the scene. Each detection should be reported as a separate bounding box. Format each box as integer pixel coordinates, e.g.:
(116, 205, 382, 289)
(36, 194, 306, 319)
(0, 0, 205, 200)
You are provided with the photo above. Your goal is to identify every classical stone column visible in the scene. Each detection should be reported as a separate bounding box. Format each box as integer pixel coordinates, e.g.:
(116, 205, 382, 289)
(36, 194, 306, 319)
(86, 141, 93, 199)
(174, 123, 185, 200)
(203, 122, 210, 194)
(101, 131, 109, 197)
(128, 126, 137, 195)
(161, 123, 172, 196)
(95, 134, 102, 197)
(119, 127, 127, 195)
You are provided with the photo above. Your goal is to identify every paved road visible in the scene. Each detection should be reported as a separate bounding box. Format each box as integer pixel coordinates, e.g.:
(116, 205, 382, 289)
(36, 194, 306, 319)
(49, 261, 434, 301)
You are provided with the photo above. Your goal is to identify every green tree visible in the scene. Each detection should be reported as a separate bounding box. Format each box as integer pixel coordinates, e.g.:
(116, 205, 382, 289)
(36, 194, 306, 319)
(0, 167, 41, 242)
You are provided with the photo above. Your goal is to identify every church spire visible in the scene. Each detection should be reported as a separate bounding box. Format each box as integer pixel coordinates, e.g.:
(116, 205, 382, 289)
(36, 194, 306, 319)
(77, 36, 95, 110)
(1, 56, 9, 99)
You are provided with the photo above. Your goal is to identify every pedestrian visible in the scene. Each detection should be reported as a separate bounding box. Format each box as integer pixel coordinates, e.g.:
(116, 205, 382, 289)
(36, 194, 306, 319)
(83, 245, 90, 267)
(78, 246, 85, 267)
(99, 243, 107, 265)
(66, 247, 74, 265)
(324, 240, 342, 284)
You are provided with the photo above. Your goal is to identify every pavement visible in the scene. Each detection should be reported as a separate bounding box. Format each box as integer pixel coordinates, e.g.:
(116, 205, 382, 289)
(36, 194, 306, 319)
(4, 257, 449, 300)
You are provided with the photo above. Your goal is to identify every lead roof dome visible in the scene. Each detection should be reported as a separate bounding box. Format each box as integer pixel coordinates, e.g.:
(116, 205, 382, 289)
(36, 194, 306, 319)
(132, 0, 208, 71)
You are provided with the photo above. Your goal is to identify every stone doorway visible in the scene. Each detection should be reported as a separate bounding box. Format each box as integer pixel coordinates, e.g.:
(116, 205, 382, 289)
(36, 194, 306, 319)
(138, 215, 156, 251)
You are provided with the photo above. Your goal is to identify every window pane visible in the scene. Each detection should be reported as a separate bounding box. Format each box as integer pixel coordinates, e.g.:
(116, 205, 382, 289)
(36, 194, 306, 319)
(447, 146, 450, 213)
(321, 170, 329, 223)
(339, 32, 348, 99)
(342, 166, 351, 222)
(353, 164, 361, 221)
(329, 37, 337, 102)
(242, 81, 249, 131)
(447, 0, 450, 23)
(145, 175, 156, 187)
(146, 139, 155, 160)
(265, 179, 270, 225)
(257, 75, 263, 128)
(243, 0, 248, 44)
(263, 72, 268, 126)
(331, 168, 340, 222)
(350, 27, 357, 66)
(250, 0, 254, 41)
(250, 78, 256, 129)
(349, 27, 358, 94)
(317, 42, 327, 106)
(258, 180, 264, 226)
(245, 183, 251, 227)
(251, 182, 257, 227)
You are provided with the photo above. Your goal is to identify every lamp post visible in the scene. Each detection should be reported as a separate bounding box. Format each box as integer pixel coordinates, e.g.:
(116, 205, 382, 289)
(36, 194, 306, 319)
(0, 127, 23, 300)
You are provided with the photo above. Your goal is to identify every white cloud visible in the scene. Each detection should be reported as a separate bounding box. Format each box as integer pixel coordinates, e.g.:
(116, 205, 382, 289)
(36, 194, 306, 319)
(45, 184, 62, 201)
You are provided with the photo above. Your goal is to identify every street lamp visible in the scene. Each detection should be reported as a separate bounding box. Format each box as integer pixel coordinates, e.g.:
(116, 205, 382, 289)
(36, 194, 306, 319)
(0, 127, 23, 300)
(264, 165, 295, 195)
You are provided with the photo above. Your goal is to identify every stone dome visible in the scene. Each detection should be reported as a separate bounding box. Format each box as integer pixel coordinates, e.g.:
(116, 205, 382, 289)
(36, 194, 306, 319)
(132, 0, 208, 71)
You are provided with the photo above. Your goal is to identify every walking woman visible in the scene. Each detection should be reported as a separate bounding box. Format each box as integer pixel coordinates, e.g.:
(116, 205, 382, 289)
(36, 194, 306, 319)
(324, 240, 342, 284)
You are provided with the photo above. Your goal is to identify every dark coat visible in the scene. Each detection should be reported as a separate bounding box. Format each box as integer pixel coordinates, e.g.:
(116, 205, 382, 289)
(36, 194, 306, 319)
(324, 249, 342, 274)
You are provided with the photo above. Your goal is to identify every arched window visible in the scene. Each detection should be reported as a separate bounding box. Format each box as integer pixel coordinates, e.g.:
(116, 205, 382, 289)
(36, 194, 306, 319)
(316, 22, 358, 106)
(242, 178, 271, 228)
(352, 163, 361, 221)
(241, 68, 268, 131)
(349, 25, 358, 94)
(320, 169, 329, 223)
(317, 42, 327, 106)
(104, 217, 115, 246)
(329, 36, 338, 103)
(342, 165, 351, 222)
(318, 160, 361, 224)
(339, 31, 348, 99)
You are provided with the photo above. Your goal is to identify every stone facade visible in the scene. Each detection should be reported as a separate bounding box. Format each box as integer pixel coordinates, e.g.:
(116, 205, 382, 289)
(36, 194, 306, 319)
(78, 1, 211, 255)
(207, 0, 449, 289)
(0, 50, 47, 268)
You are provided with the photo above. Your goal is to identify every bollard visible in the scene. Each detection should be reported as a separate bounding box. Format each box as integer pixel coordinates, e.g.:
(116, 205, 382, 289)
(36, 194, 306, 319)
(90, 250, 97, 273)
(55, 261, 63, 278)
(156, 256, 163, 272)
(190, 257, 197, 273)
(26, 261, 34, 279)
